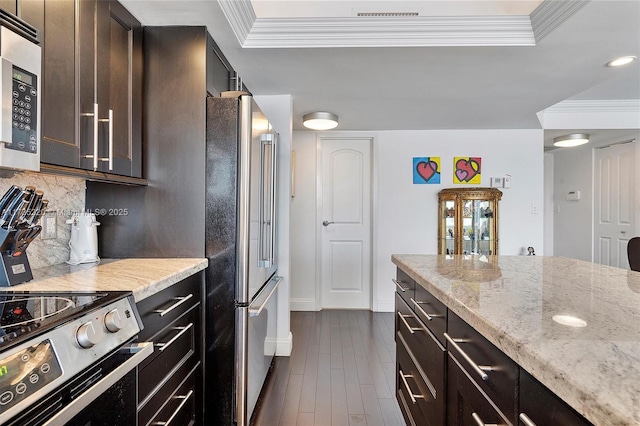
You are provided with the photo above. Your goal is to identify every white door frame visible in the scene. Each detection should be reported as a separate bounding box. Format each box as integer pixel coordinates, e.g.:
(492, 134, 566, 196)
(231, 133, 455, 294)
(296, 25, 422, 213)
(315, 134, 376, 311)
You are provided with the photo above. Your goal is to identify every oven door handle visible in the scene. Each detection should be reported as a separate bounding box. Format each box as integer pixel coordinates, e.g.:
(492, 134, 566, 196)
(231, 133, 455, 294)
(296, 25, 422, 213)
(42, 342, 153, 426)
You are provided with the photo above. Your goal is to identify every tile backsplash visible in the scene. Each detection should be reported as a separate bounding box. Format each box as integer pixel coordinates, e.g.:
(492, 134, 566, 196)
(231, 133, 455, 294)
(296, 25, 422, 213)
(0, 170, 85, 269)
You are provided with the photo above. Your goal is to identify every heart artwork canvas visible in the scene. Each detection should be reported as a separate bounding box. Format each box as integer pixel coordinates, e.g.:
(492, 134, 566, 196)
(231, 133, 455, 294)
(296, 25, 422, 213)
(413, 157, 441, 184)
(453, 156, 482, 184)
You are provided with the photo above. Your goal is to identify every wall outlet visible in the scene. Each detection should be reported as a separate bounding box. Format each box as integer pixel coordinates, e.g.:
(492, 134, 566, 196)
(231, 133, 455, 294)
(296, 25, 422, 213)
(503, 176, 511, 188)
(41, 211, 57, 240)
(531, 204, 539, 214)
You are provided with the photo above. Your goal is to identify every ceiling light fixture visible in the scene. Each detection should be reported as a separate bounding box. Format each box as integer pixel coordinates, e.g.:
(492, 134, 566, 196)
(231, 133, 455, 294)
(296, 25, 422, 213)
(553, 133, 590, 148)
(606, 56, 636, 67)
(303, 112, 339, 130)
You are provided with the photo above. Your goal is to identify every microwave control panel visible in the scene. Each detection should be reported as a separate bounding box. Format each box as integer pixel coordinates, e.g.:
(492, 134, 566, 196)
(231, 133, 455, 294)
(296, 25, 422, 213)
(7, 66, 38, 154)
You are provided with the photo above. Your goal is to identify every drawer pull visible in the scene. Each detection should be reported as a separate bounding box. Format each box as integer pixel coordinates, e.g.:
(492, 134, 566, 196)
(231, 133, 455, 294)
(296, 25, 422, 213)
(410, 298, 440, 321)
(444, 333, 491, 381)
(471, 412, 498, 426)
(393, 279, 409, 292)
(519, 413, 537, 426)
(399, 369, 424, 404)
(153, 294, 194, 317)
(397, 312, 423, 334)
(151, 389, 194, 425)
(155, 323, 194, 352)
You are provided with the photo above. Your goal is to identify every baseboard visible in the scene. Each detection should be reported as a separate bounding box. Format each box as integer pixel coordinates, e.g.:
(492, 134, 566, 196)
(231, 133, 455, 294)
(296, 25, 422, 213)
(290, 298, 318, 311)
(275, 332, 293, 356)
(374, 300, 394, 312)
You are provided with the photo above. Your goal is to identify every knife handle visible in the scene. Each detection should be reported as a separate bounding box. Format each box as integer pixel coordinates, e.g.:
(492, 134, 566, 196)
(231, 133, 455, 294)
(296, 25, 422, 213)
(31, 199, 48, 226)
(0, 185, 21, 216)
(0, 191, 27, 227)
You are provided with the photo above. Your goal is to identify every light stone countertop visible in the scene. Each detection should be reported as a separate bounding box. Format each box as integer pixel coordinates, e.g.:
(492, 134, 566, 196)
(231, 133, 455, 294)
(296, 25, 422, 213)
(6, 258, 208, 302)
(392, 254, 640, 426)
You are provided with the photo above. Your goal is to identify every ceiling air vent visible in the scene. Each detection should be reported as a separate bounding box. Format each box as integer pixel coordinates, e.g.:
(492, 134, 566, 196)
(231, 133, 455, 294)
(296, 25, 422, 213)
(356, 12, 419, 17)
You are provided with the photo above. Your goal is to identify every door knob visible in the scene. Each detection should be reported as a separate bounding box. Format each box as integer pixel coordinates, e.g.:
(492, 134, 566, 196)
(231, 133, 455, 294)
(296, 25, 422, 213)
(322, 220, 334, 227)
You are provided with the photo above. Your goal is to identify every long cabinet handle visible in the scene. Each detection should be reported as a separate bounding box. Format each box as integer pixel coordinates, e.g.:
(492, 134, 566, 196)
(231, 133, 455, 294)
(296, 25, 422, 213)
(397, 311, 423, 334)
(153, 294, 193, 317)
(519, 413, 537, 426)
(98, 109, 113, 170)
(393, 279, 409, 292)
(410, 298, 440, 321)
(81, 103, 99, 170)
(399, 369, 424, 404)
(151, 389, 194, 426)
(155, 323, 194, 352)
(444, 333, 491, 381)
(471, 412, 498, 426)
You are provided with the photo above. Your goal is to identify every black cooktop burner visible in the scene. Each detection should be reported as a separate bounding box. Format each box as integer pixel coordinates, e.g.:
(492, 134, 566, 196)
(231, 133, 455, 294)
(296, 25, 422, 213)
(0, 292, 127, 351)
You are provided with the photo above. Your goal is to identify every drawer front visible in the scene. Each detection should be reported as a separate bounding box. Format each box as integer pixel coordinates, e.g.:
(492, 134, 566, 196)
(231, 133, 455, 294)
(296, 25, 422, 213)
(144, 366, 198, 426)
(396, 335, 430, 426)
(137, 273, 202, 341)
(519, 369, 592, 426)
(395, 268, 416, 306)
(413, 283, 447, 345)
(139, 360, 200, 426)
(446, 310, 518, 423)
(138, 307, 199, 402)
(447, 353, 510, 426)
(397, 326, 446, 426)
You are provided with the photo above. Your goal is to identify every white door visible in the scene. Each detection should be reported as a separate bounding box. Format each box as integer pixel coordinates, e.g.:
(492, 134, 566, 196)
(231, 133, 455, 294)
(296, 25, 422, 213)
(319, 138, 372, 309)
(594, 141, 636, 268)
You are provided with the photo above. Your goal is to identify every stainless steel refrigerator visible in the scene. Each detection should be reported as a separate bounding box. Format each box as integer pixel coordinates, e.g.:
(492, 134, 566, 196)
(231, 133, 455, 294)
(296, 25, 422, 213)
(205, 94, 280, 426)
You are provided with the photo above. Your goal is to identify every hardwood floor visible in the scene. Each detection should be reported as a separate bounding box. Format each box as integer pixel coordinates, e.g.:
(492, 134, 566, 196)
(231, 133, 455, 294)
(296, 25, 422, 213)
(251, 310, 403, 426)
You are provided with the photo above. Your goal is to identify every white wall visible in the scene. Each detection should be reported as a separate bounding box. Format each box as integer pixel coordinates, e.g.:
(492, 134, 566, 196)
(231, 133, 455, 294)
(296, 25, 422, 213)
(254, 95, 293, 355)
(552, 130, 640, 262)
(291, 129, 545, 312)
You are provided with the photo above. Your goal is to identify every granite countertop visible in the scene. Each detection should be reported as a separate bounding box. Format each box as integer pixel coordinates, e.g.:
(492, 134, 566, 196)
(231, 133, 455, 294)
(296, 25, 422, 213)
(392, 254, 640, 426)
(6, 258, 208, 302)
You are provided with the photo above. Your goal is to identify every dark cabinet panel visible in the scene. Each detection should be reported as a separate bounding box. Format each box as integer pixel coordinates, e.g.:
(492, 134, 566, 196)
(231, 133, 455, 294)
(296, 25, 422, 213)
(519, 370, 592, 426)
(447, 353, 510, 426)
(414, 283, 447, 346)
(395, 268, 416, 307)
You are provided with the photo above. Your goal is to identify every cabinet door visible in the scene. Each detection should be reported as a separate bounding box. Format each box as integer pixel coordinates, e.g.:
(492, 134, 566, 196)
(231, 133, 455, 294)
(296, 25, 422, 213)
(38, 0, 81, 168)
(447, 353, 510, 426)
(95, 0, 141, 177)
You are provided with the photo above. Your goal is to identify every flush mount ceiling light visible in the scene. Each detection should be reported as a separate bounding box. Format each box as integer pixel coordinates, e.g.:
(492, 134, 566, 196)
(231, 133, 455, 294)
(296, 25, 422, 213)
(606, 56, 636, 67)
(553, 133, 590, 148)
(303, 112, 339, 130)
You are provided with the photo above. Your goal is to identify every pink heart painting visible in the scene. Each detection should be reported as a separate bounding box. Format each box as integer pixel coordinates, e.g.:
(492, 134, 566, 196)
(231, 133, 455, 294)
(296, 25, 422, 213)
(454, 157, 481, 183)
(413, 157, 441, 184)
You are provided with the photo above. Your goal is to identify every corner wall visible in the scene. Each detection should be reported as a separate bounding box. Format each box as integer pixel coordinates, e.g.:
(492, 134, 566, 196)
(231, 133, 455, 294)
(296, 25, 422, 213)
(291, 129, 544, 312)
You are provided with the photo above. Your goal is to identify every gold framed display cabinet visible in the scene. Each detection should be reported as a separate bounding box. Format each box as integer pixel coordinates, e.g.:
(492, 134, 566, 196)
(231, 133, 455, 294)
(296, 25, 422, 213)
(438, 187, 502, 255)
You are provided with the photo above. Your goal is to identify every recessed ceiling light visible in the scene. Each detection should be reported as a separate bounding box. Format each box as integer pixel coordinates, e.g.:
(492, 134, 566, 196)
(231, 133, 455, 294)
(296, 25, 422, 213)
(553, 133, 590, 148)
(606, 56, 636, 67)
(552, 314, 587, 328)
(303, 112, 339, 130)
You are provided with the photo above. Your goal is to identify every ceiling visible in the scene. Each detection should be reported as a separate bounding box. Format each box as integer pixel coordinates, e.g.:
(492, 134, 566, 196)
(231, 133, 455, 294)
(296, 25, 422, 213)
(121, 0, 640, 148)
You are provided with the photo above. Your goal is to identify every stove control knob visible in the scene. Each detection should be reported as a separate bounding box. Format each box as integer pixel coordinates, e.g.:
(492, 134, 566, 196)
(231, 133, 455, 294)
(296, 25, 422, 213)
(76, 321, 101, 349)
(104, 309, 123, 333)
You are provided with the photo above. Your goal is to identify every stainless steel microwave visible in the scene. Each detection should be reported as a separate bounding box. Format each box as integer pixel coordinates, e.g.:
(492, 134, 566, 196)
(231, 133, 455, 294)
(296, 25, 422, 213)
(0, 11, 41, 172)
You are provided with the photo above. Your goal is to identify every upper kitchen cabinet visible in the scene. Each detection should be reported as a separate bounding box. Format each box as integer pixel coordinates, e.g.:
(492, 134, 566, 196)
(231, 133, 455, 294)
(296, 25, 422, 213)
(39, 0, 142, 178)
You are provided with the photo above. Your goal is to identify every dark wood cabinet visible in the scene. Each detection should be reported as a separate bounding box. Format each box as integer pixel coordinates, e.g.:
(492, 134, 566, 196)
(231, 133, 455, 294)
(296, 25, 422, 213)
(34, 0, 142, 177)
(136, 272, 205, 426)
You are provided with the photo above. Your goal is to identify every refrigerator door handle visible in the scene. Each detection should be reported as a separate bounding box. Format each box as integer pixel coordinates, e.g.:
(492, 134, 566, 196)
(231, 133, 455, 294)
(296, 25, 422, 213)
(258, 133, 276, 267)
(248, 275, 282, 317)
(268, 133, 278, 266)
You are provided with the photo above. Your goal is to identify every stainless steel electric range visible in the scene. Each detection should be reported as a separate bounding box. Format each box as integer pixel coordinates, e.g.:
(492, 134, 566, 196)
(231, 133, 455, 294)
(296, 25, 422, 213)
(0, 291, 152, 425)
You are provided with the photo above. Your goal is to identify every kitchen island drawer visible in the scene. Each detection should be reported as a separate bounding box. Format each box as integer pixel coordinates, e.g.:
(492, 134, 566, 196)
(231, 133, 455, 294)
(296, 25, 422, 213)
(413, 283, 447, 345)
(446, 310, 518, 423)
(137, 273, 202, 340)
(138, 306, 199, 401)
(142, 364, 198, 426)
(395, 268, 416, 307)
(397, 332, 431, 426)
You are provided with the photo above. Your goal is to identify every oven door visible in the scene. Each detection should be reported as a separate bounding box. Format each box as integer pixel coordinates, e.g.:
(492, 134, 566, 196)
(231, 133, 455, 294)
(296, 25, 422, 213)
(5, 342, 152, 426)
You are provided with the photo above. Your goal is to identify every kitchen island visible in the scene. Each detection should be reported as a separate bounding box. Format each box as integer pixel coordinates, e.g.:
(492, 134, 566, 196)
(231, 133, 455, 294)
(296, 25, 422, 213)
(392, 254, 640, 426)
(8, 257, 208, 301)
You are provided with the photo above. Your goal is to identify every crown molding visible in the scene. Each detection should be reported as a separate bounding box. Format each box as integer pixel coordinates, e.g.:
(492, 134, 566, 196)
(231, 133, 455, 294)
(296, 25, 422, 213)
(530, 0, 591, 42)
(544, 99, 640, 113)
(218, 0, 589, 48)
(217, 0, 256, 45)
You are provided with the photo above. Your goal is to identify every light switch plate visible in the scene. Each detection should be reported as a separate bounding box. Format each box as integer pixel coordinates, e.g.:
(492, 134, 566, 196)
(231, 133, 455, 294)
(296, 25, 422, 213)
(490, 177, 503, 188)
(41, 211, 57, 240)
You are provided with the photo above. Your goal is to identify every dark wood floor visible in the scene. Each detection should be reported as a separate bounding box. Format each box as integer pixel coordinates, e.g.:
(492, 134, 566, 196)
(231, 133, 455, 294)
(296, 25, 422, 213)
(251, 310, 403, 426)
